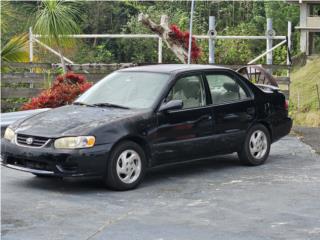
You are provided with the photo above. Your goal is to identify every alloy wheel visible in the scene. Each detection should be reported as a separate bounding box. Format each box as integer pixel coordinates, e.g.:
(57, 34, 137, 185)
(249, 130, 268, 159)
(116, 149, 142, 184)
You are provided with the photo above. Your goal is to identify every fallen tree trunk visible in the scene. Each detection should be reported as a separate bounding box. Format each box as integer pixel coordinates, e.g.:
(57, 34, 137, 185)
(138, 13, 191, 64)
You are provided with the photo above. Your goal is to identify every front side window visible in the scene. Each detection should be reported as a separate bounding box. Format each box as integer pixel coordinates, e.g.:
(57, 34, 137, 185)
(76, 71, 170, 109)
(206, 74, 248, 104)
(166, 75, 206, 109)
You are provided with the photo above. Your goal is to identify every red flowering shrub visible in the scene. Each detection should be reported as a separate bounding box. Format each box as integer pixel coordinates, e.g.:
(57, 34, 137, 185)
(169, 24, 201, 61)
(21, 72, 92, 110)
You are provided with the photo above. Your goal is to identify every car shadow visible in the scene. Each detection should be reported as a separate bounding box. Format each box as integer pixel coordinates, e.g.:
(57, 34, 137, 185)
(145, 154, 241, 181)
(17, 175, 107, 193)
(15, 154, 244, 193)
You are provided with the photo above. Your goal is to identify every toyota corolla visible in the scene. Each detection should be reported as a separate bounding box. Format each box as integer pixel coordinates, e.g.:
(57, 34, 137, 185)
(1, 64, 292, 190)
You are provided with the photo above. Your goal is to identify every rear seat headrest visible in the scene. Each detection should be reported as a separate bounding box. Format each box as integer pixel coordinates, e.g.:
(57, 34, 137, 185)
(223, 82, 239, 92)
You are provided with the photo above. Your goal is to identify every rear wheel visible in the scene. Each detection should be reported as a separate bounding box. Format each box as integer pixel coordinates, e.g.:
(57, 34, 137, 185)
(238, 124, 271, 166)
(105, 141, 146, 190)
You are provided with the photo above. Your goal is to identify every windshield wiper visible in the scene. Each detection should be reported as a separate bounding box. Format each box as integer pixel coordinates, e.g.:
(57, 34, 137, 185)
(73, 102, 95, 107)
(92, 103, 130, 109)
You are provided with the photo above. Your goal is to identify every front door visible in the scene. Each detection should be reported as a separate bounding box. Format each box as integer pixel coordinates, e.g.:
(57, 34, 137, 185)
(152, 74, 213, 165)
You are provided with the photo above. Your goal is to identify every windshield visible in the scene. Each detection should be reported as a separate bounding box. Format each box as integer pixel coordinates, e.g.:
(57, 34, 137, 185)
(76, 71, 170, 109)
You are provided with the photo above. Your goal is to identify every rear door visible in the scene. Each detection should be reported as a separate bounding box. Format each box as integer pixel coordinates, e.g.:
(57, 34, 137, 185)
(204, 70, 255, 154)
(152, 73, 213, 164)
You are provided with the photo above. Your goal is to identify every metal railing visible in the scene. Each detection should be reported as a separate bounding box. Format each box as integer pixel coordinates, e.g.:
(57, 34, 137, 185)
(28, 17, 292, 66)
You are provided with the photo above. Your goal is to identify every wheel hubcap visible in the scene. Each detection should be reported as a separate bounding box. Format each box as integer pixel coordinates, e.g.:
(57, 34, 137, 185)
(249, 130, 268, 159)
(116, 149, 141, 184)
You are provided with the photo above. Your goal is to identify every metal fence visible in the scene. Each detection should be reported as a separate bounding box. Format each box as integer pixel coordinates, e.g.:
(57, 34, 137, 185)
(291, 83, 320, 112)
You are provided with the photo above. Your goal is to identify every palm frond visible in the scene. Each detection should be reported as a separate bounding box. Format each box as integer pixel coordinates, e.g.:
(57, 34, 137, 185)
(34, 0, 82, 48)
(1, 1, 15, 33)
(1, 34, 29, 63)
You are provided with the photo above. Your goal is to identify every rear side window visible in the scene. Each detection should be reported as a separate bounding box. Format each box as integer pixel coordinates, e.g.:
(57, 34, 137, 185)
(206, 74, 249, 104)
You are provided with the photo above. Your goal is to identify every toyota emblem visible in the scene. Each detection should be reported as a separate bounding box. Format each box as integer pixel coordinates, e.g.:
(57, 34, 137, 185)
(26, 137, 33, 145)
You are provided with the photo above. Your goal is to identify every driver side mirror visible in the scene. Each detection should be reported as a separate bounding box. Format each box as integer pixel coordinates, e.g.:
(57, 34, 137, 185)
(159, 100, 183, 112)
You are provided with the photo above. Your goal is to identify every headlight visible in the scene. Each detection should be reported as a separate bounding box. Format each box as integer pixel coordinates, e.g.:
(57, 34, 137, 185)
(3, 128, 15, 142)
(54, 136, 95, 149)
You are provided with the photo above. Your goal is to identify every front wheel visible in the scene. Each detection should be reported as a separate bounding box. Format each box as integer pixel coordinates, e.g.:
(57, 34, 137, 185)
(238, 124, 271, 166)
(105, 141, 146, 190)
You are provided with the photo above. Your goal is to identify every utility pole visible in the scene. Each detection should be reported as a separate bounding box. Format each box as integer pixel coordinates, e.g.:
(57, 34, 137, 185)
(187, 0, 195, 64)
(208, 16, 216, 64)
(266, 18, 273, 65)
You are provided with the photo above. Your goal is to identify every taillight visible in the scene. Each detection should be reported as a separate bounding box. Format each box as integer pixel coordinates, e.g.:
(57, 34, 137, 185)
(284, 100, 289, 111)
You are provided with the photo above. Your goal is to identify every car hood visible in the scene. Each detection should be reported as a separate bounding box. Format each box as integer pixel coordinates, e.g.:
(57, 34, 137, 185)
(13, 105, 145, 138)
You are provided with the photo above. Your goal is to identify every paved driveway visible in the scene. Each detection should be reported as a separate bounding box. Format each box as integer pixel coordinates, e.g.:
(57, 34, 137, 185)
(2, 136, 320, 240)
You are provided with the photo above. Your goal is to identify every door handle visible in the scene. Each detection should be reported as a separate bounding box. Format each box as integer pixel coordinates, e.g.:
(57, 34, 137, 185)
(198, 115, 212, 121)
(223, 113, 238, 120)
(194, 115, 212, 126)
(246, 107, 255, 115)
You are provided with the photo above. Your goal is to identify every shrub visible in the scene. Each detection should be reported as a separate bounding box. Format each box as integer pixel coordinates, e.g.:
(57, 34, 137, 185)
(21, 72, 92, 110)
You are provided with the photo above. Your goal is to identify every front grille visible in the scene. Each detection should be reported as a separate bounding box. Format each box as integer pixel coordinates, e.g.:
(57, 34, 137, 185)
(16, 134, 50, 148)
(7, 157, 52, 171)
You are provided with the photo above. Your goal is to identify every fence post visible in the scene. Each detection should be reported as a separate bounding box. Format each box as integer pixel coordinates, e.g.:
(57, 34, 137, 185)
(158, 16, 166, 64)
(158, 37, 163, 64)
(29, 27, 34, 88)
(287, 21, 292, 66)
(29, 27, 33, 63)
(316, 84, 320, 110)
(208, 16, 215, 64)
(297, 90, 300, 112)
(266, 18, 273, 66)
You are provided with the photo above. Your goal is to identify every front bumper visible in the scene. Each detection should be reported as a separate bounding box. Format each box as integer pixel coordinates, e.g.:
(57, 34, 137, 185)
(1, 138, 112, 177)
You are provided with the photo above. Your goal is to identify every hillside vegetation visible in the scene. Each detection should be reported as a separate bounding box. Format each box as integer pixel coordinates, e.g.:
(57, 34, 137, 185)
(290, 56, 320, 127)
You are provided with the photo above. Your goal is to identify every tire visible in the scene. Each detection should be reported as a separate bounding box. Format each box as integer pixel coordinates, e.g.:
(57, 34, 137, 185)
(238, 124, 271, 166)
(105, 141, 146, 190)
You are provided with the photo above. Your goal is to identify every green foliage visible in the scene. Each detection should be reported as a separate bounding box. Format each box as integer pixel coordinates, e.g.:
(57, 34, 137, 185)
(34, 0, 82, 48)
(1, 1, 14, 33)
(2, 1, 301, 65)
(1, 1, 36, 45)
(214, 23, 259, 64)
(290, 57, 320, 112)
(1, 34, 29, 72)
(273, 45, 287, 64)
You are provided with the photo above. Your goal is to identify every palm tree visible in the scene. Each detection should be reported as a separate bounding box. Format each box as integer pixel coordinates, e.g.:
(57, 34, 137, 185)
(34, 0, 82, 73)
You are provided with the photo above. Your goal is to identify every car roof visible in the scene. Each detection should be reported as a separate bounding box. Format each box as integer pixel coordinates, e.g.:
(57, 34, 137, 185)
(118, 64, 229, 74)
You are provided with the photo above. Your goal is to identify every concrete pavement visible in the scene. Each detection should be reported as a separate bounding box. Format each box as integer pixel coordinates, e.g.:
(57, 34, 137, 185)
(1, 136, 320, 240)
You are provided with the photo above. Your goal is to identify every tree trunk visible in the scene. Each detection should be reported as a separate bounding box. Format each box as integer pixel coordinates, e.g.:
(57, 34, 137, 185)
(92, 2, 102, 47)
(138, 13, 190, 64)
(58, 48, 67, 73)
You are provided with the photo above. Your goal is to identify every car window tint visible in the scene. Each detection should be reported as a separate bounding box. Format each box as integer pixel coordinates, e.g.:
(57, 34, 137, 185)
(167, 75, 206, 109)
(206, 74, 248, 104)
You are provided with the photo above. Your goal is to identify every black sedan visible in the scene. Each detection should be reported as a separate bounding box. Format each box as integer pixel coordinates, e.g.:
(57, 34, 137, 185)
(1, 64, 292, 190)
